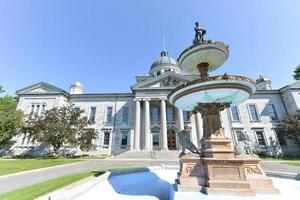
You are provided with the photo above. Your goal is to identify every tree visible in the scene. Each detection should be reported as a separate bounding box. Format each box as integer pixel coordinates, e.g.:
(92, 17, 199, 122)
(279, 114, 300, 148)
(293, 65, 300, 80)
(23, 104, 98, 155)
(0, 91, 23, 148)
(0, 86, 4, 93)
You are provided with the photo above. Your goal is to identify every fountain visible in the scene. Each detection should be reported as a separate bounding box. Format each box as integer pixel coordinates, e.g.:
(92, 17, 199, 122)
(168, 22, 279, 196)
(39, 22, 300, 200)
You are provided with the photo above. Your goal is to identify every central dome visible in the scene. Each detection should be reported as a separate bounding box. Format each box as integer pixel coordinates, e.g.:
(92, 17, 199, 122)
(149, 50, 182, 76)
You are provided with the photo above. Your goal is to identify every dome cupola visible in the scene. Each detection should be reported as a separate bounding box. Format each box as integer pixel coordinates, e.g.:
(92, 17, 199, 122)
(149, 50, 181, 76)
(256, 75, 272, 90)
(70, 81, 83, 94)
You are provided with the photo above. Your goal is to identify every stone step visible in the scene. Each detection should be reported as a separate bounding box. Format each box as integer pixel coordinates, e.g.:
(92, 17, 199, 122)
(113, 150, 180, 159)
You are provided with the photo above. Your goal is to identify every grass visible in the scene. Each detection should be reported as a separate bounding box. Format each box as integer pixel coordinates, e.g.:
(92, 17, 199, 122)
(283, 161, 300, 166)
(0, 170, 105, 200)
(260, 157, 300, 166)
(0, 158, 84, 176)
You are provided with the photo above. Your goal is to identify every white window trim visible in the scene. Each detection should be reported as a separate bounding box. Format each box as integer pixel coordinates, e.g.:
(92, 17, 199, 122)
(104, 106, 114, 123)
(101, 130, 112, 148)
(122, 106, 130, 124)
(120, 130, 129, 147)
(253, 129, 267, 146)
(89, 106, 97, 122)
(247, 104, 260, 122)
(233, 128, 244, 144)
(230, 106, 242, 122)
(266, 104, 278, 122)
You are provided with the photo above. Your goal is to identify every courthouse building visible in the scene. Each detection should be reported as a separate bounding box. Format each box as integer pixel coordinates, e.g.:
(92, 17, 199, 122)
(9, 50, 300, 157)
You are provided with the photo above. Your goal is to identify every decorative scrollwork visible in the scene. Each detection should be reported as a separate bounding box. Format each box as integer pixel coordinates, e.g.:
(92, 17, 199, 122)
(245, 166, 262, 175)
(160, 77, 181, 87)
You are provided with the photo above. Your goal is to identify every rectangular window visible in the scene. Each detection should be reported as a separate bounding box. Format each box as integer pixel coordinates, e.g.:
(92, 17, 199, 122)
(106, 107, 113, 122)
(230, 106, 240, 121)
(235, 130, 244, 142)
(167, 107, 174, 122)
(255, 131, 266, 145)
(121, 131, 128, 146)
(103, 132, 110, 145)
(36, 104, 40, 115)
(30, 104, 35, 114)
(183, 111, 190, 122)
(89, 107, 96, 122)
(151, 106, 159, 122)
(267, 104, 278, 121)
(249, 104, 259, 121)
(122, 107, 129, 123)
(41, 104, 46, 114)
(152, 132, 159, 148)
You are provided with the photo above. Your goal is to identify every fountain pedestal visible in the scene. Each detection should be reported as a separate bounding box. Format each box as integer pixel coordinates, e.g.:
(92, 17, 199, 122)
(177, 103, 279, 195)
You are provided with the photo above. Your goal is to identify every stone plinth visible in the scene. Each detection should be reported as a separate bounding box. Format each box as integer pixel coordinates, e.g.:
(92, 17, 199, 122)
(177, 148, 279, 196)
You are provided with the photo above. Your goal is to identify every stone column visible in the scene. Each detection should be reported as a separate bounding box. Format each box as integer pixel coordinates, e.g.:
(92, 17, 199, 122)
(195, 112, 203, 147)
(143, 99, 151, 150)
(134, 99, 141, 150)
(177, 108, 184, 131)
(160, 99, 168, 150)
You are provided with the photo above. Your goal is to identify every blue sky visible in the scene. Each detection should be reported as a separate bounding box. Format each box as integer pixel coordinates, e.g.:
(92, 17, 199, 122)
(0, 0, 300, 95)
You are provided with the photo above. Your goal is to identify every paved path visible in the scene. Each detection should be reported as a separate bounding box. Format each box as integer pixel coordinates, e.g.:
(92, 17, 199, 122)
(0, 159, 177, 194)
(0, 159, 299, 194)
(260, 161, 300, 174)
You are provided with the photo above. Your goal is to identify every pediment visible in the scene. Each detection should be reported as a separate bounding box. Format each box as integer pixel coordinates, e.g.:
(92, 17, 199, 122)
(131, 73, 192, 90)
(16, 82, 69, 96)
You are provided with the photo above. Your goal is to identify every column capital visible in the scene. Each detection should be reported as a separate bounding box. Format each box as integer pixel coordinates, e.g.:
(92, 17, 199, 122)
(159, 97, 168, 101)
(134, 98, 142, 102)
(142, 98, 151, 102)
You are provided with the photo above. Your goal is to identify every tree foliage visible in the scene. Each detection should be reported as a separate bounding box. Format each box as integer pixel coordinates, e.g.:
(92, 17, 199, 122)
(0, 86, 4, 93)
(279, 114, 300, 147)
(0, 94, 23, 148)
(23, 104, 98, 155)
(293, 65, 300, 80)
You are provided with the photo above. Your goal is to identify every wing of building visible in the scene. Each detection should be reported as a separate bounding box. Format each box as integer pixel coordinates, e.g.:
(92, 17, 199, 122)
(7, 50, 300, 157)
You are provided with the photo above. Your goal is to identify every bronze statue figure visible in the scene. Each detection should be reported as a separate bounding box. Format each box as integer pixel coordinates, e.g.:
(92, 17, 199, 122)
(177, 127, 200, 157)
(193, 21, 206, 44)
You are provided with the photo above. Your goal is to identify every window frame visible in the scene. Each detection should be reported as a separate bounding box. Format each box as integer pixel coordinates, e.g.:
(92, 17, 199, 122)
(254, 130, 266, 146)
(89, 107, 97, 122)
(152, 132, 159, 149)
(266, 104, 278, 121)
(103, 131, 110, 147)
(122, 106, 130, 123)
(230, 106, 241, 122)
(151, 106, 159, 122)
(120, 130, 128, 147)
(247, 104, 260, 122)
(166, 106, 174, 122)
(105, 106, 113, 123)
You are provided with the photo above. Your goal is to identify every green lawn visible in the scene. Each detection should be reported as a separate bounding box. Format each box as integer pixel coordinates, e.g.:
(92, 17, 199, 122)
(0, 170, 105, 200)
(0, 158, 84, 176)
(283, 161, 300, 166)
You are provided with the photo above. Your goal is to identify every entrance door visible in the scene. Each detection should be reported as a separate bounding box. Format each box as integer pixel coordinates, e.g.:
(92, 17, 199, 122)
(167, 131, 176, 150)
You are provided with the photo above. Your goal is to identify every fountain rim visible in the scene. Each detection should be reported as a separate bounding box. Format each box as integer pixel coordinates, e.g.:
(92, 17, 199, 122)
(168, 74, 256, 106)
(177, 40, 230, 65)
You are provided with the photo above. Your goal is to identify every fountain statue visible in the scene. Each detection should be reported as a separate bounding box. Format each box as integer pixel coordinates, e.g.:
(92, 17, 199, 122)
(168, 22, 279, 196)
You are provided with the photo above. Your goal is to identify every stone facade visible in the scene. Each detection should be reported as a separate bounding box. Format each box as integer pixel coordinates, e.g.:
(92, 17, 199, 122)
(6, 51, 300, 157)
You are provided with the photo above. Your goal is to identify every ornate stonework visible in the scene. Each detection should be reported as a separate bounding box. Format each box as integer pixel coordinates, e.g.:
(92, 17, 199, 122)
(160, 77, 181, 87)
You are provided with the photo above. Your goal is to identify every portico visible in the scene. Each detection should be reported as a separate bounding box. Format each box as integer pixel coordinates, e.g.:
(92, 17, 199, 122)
(133, 97, 202, 151)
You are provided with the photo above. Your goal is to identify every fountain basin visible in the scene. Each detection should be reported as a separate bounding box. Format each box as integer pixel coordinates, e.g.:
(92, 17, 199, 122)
(40, 166, 300, 200)
(168, 75, 256, 111)
(178, 41, 229, 74)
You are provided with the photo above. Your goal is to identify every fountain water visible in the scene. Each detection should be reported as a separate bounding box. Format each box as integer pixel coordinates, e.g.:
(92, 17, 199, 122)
(168, 22, 279, 196)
